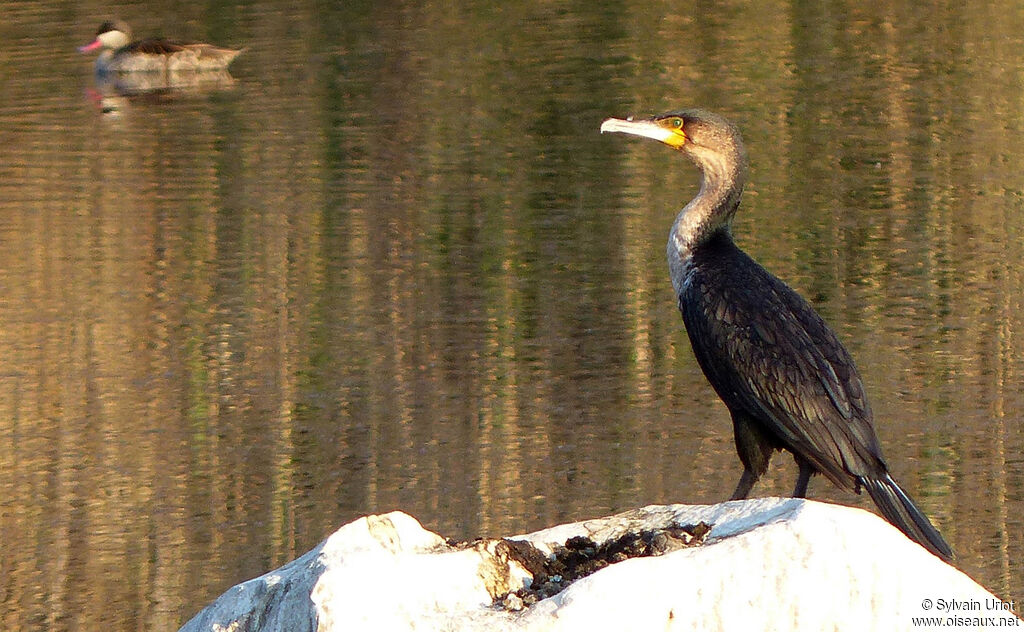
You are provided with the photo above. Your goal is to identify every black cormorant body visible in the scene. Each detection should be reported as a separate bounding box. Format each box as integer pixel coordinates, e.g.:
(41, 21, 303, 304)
(601, 109, 953, 561)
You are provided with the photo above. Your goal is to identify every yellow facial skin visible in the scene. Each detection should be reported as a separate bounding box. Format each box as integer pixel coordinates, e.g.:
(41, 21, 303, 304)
(600, 116, 688, 149)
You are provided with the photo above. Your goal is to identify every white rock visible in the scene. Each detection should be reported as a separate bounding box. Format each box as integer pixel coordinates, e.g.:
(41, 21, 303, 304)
(179, 499, 1018, 632)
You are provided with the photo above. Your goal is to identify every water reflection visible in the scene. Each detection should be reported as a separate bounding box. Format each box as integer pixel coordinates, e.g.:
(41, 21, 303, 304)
(0, 1, 1022, 630)
(92, 69, 237, 97)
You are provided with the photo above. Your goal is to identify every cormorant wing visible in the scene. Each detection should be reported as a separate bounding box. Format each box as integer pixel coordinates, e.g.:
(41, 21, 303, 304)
(680, 242, 884, 486)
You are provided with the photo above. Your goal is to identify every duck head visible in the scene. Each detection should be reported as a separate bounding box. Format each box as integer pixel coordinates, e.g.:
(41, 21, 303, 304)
(79, 21, 132, 53)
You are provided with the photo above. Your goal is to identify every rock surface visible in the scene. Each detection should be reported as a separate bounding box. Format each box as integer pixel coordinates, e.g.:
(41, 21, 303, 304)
(179, 499, 1018, 632)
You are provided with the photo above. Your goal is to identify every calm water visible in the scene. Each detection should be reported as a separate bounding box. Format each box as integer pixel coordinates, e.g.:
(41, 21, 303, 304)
(2, 1, 1023, 629)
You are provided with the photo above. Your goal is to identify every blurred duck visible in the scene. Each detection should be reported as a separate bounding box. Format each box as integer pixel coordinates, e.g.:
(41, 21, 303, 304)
(79, 20, 243, 73)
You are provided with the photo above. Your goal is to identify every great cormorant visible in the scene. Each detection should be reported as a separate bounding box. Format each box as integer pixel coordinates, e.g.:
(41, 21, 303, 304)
(601, 109, 953, 561)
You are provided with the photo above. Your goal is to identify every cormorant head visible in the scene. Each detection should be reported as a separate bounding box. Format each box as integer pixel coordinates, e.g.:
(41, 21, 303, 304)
(600, 109, 747, 185)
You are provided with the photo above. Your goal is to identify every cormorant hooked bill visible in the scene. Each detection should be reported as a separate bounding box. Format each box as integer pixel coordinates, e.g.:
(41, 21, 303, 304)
(601, 110, 953, 561)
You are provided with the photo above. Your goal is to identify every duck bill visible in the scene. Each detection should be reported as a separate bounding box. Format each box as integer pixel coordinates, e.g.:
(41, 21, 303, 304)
(79, 39, 103, 54)
(600, 117, 685, 149)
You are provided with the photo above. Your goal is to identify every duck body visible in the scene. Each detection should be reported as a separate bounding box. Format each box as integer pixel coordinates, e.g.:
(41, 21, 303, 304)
(80, 21, 242, 74)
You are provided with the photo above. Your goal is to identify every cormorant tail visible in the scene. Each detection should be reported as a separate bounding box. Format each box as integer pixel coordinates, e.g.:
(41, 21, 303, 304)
(862, 474, 953, 562)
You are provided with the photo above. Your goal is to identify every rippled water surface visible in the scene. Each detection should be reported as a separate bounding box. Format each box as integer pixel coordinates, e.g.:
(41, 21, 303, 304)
(2, 1, 1023, 629)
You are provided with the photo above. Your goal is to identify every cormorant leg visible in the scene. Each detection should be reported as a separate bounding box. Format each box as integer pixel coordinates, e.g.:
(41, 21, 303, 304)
(729, 411, 772, 501)
(730, 469, 758, 500)
(792, 458, 813, 498)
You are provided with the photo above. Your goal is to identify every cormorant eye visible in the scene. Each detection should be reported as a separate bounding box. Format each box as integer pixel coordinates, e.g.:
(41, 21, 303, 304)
(671, 118, 684, 129)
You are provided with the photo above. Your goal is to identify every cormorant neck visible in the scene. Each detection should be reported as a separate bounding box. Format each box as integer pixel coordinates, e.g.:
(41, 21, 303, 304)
(666, 153, 746, 295)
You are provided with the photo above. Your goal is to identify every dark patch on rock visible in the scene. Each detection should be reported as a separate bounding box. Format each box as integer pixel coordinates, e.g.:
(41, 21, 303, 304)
(496, 522, 712, 610)
(496, 538, 552, 580)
